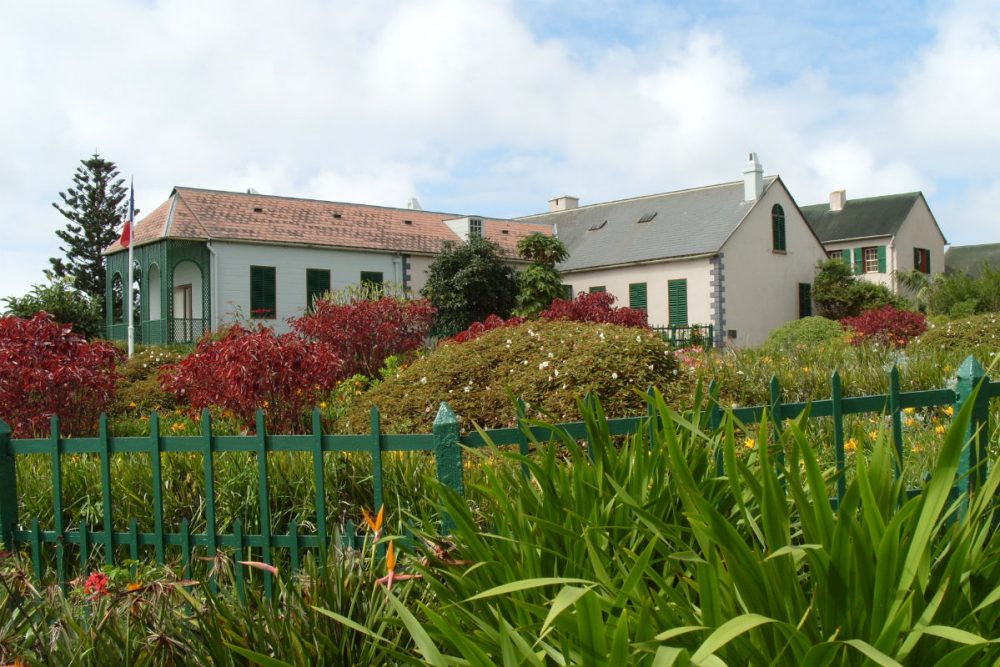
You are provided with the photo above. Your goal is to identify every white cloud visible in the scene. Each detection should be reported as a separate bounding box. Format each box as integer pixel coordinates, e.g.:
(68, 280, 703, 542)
(1, 0, 999, 302)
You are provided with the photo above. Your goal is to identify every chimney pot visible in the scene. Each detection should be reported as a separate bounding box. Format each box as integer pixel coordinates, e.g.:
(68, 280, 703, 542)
(829, 190, 846, 211)
(548, 195, 579, 212)
(742, 152, 764, 201)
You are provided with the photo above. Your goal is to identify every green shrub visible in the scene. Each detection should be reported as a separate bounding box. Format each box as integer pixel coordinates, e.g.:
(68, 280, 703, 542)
(763, 316, 845, 350)
(909, 312, 1000, 363)
(337, 320, 679, 433)
(109, 347, 188, 415)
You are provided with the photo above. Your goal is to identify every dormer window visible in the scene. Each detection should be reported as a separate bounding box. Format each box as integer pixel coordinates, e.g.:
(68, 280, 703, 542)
(771, 204, 786, 252)
(637, 212, 657, 224)
(469, 218, 483, 238)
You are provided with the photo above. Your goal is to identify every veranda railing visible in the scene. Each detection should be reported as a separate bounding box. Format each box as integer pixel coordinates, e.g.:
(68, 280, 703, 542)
(0, 355, 997, 596)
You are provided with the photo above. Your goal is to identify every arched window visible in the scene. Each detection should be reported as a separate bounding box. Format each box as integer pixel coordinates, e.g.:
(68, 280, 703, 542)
(771, 204, 786, 252)
(111, 272, 124, 323)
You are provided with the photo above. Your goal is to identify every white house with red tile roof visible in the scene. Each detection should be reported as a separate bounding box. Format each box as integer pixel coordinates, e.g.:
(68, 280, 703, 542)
(102, 187, 550, 343)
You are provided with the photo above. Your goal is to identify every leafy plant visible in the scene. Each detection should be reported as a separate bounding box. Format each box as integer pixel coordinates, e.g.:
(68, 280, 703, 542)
(293, 294, 435, 378)
(813, 259, 901, 320)
(513, 233, 569, 318)
(539, 290, 648, 327)
(161, 323, 343, 434)
(910, 312, 1000, 363)
(2, 274, 104, 340)
(421, 236, 519, 338)
(763, 316, 845, 350)
(0, 313, 120, 437)
(925, 264, 1000, 316)
(842, 305, 928, 348)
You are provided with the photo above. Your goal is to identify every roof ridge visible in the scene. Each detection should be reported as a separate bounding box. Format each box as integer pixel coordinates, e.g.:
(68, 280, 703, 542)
(516, 176, 777, 220)
(173, 189, 212, 238)
(172, 185, 513, 221)
(801, 191, 922, 209)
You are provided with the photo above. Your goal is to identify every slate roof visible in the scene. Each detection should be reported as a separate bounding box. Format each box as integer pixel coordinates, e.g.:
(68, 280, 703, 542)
(517, 177, 778, 272)
(799, 192, 921, 243)
(945, 243, 1000, 276)
(103, 187, 551, 256)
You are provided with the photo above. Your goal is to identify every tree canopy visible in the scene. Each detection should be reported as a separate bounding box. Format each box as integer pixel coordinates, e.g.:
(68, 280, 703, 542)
(812, 259, 901, 320)
(513, 233, 569, 318)
(421, 236, 518, 338)
(50, 154, 130, 313)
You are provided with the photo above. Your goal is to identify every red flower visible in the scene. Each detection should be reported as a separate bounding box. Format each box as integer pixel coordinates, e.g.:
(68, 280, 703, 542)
(83, 571, 109, 599)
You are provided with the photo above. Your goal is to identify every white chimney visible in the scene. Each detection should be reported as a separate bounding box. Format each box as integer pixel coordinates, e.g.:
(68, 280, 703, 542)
(829, 190, 846, 212)
(406, 197, 422, 210)
(548, 195, 579, 212)
(742, 152, 763, 201)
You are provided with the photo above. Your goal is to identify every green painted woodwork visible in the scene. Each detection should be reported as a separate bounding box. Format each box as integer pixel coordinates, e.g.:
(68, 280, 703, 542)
(914, 247, 931, 273)
(798, 283, 812, 318)
(853, 247, 863, 275)
(105, 240, 211, 344)
(667, 279, 688, 327)
(589, 286, 606, 293)
(306, 268, 331, 309)
(771, 204, 786, 251)
(842, 251, 852, 269)
(628, 282, 647, 311)
(433, 402, 464, 534)
(877, 245, 887, 273)
(250, 266, 276, 319)
(2, 358, 996, 588)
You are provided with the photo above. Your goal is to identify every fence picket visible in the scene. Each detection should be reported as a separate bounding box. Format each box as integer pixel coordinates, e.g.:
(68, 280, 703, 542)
(149, 411, 165, 566)
(889, 366, 904, 477)
(50, 415, 66, 590)
(311, 408, 327, 559)
(831, 371, 845, 504)
(0, 419, 16, 552)
(370, 406, 384, 518)
(98, 414, 114, 566)
(201, 409, 218, 592)
(254, 409, 273, 599)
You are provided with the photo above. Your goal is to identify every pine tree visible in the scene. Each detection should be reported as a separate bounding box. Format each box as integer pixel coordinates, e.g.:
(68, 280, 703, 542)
(49, 154, 130, 311)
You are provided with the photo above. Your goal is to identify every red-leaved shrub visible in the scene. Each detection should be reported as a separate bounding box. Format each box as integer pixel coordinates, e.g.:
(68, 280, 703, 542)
(449, 314, 526, 344)
(162, 324, 343, 433)
(842, 306, 927, 348)
(293, 297, 436, 377)
(540, 291, 649, 328)
(0, 313, 121, 437)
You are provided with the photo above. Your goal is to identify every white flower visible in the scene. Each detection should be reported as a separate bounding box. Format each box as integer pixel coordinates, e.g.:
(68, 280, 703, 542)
(420, 376, 427, 384)
(463, 386, 471, 393)
(611, 372, 619, 379)
(539, 361, 550, 370)
(636, 335, 642, 342)
(554, 369, 559, 377)
(547, 352, 554, 358)
(506, 339, 512, 345)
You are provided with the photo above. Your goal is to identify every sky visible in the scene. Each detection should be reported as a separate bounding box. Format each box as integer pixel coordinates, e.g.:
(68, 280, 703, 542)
(2, 0, 998, 302)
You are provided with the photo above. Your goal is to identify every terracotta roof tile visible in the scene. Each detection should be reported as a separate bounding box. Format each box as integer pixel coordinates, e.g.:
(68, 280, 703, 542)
(104, 187, 551, 256)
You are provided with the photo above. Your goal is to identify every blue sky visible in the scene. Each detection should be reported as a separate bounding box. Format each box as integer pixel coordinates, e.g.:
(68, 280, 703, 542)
(1, 0, 997, 301)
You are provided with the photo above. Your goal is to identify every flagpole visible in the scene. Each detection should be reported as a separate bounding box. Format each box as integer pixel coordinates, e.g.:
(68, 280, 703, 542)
(126, 178, 135, 358)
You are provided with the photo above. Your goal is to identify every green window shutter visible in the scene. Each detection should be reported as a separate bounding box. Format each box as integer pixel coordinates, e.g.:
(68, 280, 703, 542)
(877, 245, 887, 273)
(589, 286, 606, 293)
(668, 279, 688, 326)
(852, 248, 863, 275)
(629, 282, 647, 311)
(306, 269, 331, 310)
(926, 251, 930, 274)
(771, 204, 786, 251)
(913, 247, 920, 271)
(250, 266, 276, 319)
(842, 251, 852, 269)
(798, 283, 812, 318)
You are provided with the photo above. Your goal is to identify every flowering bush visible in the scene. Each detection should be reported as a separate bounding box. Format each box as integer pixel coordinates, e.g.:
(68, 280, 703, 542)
(162, 324, 343, 433)
(910, 312, 1000, 360)
(842, 306, 927, 348)
(0, 313, 120, 437)
(293, 296, 436, 378)
(540, 291, 648, 327)
(448, 314, 526, 344)
(339, 320, 678, 433)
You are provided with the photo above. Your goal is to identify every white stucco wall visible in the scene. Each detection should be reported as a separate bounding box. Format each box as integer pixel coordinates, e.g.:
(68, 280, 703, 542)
(406, 254, 435, 295)
(562, 257, 715, 329)
(722, 181, 829, 347)
(212, 242, 404, 333)
(891, 196, 947, 280)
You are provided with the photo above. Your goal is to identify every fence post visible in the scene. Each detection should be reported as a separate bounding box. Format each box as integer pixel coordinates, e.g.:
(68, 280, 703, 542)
(0, 419, 17, 550)
(955, 355, 990, 505)
(433, 402, 464, 534)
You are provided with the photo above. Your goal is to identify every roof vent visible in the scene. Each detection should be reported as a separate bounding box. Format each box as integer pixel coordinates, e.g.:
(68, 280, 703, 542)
(403, 219, 413, 225)
(501, 229, 509, 235)
(637, 212, 657, 224)
(588, 219, 608, 231)
(252, 207, 263, 213)
(332, 212, 343, 219)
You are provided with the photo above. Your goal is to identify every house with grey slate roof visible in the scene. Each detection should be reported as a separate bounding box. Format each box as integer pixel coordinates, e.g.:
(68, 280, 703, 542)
(800, 191, 946, 292)
(518, 154, 829, 347)
(945, 243, 1000, 277)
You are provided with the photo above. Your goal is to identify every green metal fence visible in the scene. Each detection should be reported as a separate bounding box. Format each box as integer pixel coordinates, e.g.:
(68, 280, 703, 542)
(0, 356, 996, 595)
(652, 324, 714, 349)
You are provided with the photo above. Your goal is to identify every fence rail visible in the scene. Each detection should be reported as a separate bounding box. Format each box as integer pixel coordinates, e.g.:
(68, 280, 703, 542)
(0, 355, 996, 596)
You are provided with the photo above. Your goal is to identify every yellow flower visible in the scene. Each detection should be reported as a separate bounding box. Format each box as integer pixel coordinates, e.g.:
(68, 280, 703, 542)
(904, 407, 916, 415)
(944, 406, 954, 417)
(869, 430, 879, 440)
(128, 401, 137, 408)
(127, 582, 142, 592)
(905, 418, 915, 427)
(319, 402, 328, 409)
(844, 438, 858, 452)
(744, 437, 755, 450)
(935, 425, 946, 435)
(913, 443, 924, 453)
(802, 367, 810, 373)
